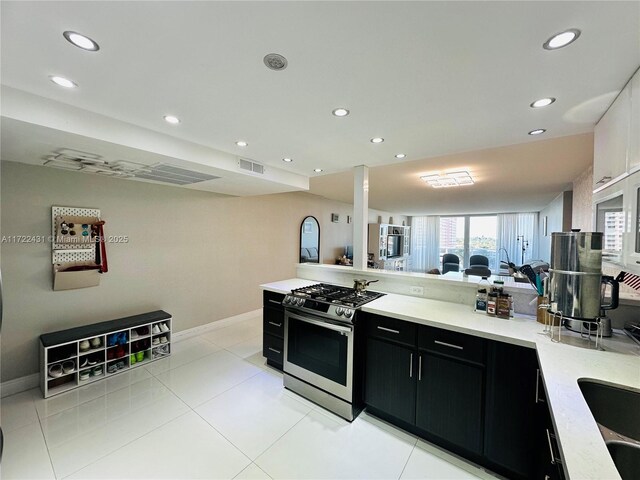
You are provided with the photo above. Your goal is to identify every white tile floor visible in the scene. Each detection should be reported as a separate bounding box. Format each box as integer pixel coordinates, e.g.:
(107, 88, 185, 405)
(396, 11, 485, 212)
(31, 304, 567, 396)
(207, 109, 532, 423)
(1, 313, 500, 479)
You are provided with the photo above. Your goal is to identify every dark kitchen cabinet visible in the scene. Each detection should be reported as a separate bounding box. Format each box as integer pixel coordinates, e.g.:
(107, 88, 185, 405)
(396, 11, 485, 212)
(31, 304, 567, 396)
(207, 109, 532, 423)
(365, 336, 416, 424)
(416, 325, 486, 456)
(262, 291, 285, 369)
(484, 341, 538, 479)
(416, 352, 484, 455)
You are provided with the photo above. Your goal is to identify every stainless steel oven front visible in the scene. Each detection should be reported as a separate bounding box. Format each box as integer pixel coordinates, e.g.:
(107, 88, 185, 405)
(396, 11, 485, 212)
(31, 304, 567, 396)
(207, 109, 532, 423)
(283, 308, 354, 403)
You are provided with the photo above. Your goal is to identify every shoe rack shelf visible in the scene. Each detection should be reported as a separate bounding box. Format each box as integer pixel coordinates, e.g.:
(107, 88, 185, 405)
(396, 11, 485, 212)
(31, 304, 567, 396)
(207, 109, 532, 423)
(40, 310, 172, 398)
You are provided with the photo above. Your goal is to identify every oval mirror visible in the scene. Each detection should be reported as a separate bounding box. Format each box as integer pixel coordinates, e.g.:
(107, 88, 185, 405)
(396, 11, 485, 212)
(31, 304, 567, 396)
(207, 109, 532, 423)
(300, 216, 320, 263)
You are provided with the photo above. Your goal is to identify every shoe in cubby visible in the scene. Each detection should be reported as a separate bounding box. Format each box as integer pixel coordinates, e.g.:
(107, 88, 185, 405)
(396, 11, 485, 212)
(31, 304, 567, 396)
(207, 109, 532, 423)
(151, 324, 161, 335)
(79, 369, 91, 381)
(160, 322, 170, 333)
(79, 340, 90, 352)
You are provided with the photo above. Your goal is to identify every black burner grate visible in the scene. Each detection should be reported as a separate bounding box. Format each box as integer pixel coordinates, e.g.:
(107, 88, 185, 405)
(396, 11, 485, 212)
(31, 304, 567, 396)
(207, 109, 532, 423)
(291, 283, 384, 308)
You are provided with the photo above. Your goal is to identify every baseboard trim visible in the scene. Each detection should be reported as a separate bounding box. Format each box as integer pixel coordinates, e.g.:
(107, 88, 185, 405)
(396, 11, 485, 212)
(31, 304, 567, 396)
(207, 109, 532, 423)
(170, 308, 262, 342)
(1, 373, 39, 398)
(1, 308, 263, 398)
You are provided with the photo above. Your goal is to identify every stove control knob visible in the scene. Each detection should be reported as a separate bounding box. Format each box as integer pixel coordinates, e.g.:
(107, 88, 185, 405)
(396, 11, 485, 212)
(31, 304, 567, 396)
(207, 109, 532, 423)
(336, 307, 344, 316)
(297, 298, 305, 306)
(344, 309, 353, 318)
(284, 296, 292, 304)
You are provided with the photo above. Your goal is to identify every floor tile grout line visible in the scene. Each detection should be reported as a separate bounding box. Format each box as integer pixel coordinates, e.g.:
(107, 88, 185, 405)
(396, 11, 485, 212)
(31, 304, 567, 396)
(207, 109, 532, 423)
(232, 462, 274, 480)
(33, 406, 59, 479)
(58, 410, 193, 480)
(33, 371, 154, 422)
(41, 387, 188, 463)
(188, 367, 265, 410)
(397, 444, 417, 480)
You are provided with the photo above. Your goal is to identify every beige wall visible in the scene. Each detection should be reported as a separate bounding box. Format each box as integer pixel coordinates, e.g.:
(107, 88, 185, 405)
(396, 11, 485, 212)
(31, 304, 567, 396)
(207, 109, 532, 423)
(571, 166, 594, 231)
(0, 161, 403, 381)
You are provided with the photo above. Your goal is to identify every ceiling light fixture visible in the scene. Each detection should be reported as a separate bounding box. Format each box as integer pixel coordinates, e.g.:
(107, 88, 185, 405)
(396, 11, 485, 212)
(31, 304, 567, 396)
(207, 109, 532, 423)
(236, 141, 248, 147)
(49, 75, 77, 88)
(263, 53, 288, 71)
(543, 29, 581, 50)
(370, 137, 384, 144)
(63, 31, 100, 51)
(528, 129, 546, 135)
(332, 108, 350, 117)
(530, 97, 556, 108)
(282, 158, 293, 163)
(420, 171, 475, 189)
(163, 115, 180, 124)
(395, 153, 406, 159)
(314, 168, 323, 173)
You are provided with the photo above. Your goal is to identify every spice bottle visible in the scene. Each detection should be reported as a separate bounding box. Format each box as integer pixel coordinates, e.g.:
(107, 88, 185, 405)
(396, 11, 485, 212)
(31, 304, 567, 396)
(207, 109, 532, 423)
(475, 277, 491, 312)
(497, 293, 510, 318)
(486, 291, 497, 316)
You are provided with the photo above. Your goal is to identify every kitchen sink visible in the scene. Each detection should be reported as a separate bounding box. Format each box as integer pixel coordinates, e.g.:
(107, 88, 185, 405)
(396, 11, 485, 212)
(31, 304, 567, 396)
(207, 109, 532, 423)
(579, 380, 640, 480)
(607, 442, 640, 480)
(578, 380, 640, 441)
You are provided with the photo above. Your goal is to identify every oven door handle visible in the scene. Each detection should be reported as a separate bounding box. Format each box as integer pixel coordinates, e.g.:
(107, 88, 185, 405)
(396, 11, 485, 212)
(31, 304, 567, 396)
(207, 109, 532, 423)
(287, 312, 353, 334)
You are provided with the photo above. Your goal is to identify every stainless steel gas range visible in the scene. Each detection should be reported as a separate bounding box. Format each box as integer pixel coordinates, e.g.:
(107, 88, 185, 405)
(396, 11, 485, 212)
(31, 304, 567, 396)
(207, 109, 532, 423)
(282, 283, 385, 421)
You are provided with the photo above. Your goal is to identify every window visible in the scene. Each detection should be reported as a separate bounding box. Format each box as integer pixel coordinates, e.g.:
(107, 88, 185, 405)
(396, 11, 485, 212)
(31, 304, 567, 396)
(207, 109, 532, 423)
(469, 216, 498, 270)
(438, 216, 497, 270)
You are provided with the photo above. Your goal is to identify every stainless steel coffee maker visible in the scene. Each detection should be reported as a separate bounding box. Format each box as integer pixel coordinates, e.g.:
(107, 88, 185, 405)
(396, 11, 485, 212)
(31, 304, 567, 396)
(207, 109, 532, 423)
(547, 231, 618, 336)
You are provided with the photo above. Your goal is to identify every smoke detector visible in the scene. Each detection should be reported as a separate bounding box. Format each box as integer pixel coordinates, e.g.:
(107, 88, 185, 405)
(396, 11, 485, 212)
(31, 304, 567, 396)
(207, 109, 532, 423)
(263, 53, 288, 71)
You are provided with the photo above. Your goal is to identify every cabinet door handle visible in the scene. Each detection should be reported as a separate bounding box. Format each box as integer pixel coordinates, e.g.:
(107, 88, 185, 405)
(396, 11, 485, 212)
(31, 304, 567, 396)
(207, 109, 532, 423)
(409, 353, 413, 378)
(636, 261, 640, 264)
(546, 429, 555, 464)
(268, 299, 282, 305)
(268, 321, 282, 327)
(434, 340, 464, 350)
(418, 355, 422, 381)
(377, 326, 400, 334)
(268, 347, 281, 354)
(535, 368, 545, 404)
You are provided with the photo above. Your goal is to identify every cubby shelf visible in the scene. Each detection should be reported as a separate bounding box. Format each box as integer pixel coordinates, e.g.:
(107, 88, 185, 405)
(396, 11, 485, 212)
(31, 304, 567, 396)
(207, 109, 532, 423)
(40, 310, 171, 398)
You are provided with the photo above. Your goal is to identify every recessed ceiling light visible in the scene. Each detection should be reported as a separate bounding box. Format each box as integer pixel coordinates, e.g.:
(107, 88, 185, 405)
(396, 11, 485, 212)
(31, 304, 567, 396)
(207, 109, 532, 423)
(528, 129, 546, 135)
(370, 137, 384, 144)
(282, 158, 293, 163)
(332, 108, 350, 117)
(421, 171, 475, 189)
(63, 31, 99, 51)
(163, 115, 180, 124)
(314, 168, 323, 173)
(530, 97, 556, 108)
(395, 153, 406, 159)
(543, 29, 581, 50)
(49, 75, 77, 88)
(236, 141, 248, 147)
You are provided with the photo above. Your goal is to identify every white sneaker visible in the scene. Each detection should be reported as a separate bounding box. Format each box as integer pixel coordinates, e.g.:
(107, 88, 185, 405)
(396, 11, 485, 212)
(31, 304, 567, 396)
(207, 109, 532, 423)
(90, 337, 102, 348)
(152, 325, 161, 335)
(160, 336, 168, 344)
(62, 360, 75, 374)
(130, 330, 139, 339)
(48, 364, 63, 378)
(152, 337, 160, 345)
(160, 323, 170, 332)
(79, 340, 90, 352)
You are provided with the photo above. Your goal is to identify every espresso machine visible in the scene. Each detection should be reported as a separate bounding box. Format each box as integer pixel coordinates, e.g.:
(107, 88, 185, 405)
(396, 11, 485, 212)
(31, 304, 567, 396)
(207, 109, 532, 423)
(547, 231, 619, 337)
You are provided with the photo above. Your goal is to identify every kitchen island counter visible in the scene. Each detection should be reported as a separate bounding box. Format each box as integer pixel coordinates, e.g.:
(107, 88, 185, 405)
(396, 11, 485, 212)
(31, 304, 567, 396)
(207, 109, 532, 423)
(261, 278, 640, 480)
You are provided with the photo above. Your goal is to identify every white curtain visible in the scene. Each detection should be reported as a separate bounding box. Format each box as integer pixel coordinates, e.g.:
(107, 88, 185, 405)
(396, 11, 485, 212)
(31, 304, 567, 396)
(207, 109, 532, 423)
(497, 213, 539, 267)
(410, 216, 440, 272)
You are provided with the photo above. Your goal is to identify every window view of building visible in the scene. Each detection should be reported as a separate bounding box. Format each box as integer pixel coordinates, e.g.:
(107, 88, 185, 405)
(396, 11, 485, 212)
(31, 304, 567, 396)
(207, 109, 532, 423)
(604, 211, 625, 252)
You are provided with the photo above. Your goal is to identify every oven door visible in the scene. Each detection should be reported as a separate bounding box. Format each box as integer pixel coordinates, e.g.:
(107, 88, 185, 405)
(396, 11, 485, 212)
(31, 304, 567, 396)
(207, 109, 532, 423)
(284, 309, 353, 402)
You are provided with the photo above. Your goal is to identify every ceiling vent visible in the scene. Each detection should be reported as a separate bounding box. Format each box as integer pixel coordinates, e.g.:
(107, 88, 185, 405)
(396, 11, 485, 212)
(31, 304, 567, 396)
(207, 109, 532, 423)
(263, 53, 288, 71)
(133, 164, 219, 185)
(43, 152, 219, 185)
(239, 158, 264, 175)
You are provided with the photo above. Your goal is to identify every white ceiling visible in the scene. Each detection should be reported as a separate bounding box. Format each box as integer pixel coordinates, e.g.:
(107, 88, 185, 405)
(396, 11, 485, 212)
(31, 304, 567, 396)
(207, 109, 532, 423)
(1, 1, 639, 205)
(310, 132, 594, 215)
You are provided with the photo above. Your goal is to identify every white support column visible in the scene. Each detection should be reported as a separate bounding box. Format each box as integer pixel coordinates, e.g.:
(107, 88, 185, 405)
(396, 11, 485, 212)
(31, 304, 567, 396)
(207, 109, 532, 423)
(353, 165, 369, 270)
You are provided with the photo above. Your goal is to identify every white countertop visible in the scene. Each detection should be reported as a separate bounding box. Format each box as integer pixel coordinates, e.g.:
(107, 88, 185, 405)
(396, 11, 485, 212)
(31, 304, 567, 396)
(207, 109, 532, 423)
(261, 278, 640, 480)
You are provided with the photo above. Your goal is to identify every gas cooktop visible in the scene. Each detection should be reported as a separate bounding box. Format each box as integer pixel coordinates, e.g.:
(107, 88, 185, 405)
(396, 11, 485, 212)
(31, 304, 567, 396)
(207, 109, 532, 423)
(288, 283, 384, 308)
